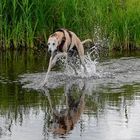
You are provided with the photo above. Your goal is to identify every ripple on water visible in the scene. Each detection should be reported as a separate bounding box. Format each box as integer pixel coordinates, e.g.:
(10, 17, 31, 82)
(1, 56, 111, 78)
(1, 56, 140, 140)
(19, 57, 140, 93)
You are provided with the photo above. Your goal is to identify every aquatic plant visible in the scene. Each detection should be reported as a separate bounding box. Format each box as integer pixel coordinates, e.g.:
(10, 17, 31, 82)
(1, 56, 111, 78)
(0, 0, 140, 50)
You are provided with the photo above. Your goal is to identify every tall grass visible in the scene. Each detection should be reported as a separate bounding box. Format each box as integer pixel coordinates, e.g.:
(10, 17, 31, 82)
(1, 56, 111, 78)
(0, 0, 140, 50)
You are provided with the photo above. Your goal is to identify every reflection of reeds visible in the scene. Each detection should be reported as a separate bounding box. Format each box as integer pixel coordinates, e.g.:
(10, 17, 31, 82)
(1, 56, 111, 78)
(0, 0, 140, 50)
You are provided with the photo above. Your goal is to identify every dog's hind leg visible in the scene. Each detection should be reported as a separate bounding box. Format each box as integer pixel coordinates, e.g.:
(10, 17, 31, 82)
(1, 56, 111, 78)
(67, 61, 78, 75)
(66, 55, 79, 75)
(80, 55, 87, 73)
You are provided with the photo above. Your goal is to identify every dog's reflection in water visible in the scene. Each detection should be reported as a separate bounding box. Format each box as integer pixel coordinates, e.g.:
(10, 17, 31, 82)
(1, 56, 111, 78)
(47, 83, 85, 135)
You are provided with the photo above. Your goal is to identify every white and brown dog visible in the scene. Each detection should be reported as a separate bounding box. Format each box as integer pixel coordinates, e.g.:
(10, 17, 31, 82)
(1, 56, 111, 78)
(42, 28, 91, 86)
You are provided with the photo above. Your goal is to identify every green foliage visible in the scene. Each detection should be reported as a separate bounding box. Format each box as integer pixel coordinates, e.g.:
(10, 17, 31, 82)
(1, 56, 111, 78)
(0, 0, 140, 50)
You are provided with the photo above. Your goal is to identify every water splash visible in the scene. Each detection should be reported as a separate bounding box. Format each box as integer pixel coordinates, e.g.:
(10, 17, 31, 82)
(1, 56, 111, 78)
(20, 50, 101, 90)
(65, 58, 99, 80)
(19, 57, 140, 93)
(63, 43, 101, 78)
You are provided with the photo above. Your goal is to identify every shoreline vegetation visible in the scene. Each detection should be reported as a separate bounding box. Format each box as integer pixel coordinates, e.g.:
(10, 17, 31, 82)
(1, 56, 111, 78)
(0, 0, 140, 51)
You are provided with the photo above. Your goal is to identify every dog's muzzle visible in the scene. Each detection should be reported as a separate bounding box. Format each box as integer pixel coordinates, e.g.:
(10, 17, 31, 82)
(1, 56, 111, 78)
(48, 49, 57, 57)
(48, 49, 52, 54)
(48, 48, 57, 53)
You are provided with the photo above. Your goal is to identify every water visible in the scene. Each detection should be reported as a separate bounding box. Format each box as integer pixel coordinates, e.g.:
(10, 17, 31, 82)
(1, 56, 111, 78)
(0, 50, 140, 140)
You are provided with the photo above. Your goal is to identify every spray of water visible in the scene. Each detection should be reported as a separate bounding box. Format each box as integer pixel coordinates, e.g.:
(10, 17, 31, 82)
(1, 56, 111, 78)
(63, 43, 101, 78)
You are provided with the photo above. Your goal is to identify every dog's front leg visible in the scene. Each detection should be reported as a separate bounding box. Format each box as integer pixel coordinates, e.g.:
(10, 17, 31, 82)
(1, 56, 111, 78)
(42, 56, 53, 86)
(51, 52, 67, 67)
(41, 52, 67, 87)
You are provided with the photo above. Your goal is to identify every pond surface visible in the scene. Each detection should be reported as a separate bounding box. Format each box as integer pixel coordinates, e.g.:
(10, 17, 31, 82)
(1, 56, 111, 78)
(0, 50, 140, 140)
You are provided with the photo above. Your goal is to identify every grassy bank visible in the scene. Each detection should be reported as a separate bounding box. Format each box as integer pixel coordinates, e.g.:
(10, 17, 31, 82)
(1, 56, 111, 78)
(0, 0, 140, 50)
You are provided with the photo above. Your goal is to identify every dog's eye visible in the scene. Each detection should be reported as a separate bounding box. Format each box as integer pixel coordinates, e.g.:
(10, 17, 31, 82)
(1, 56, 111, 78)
(53, 43, 55, 45)
(48, 43, 50, 46)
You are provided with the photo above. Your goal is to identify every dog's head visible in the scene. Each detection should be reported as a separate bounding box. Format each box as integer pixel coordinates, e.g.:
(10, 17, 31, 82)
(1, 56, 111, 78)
(47, 32, 65, 56)
(47, 35, 59, 55)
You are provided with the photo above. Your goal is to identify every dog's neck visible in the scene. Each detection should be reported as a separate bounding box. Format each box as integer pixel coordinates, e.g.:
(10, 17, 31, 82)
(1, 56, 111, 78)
(56, 29, 66, 52)
(57, 37, 66, 52)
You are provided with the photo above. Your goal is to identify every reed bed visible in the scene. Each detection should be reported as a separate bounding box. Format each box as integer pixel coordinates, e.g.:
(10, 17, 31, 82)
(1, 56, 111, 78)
(0, 0, 140, 50)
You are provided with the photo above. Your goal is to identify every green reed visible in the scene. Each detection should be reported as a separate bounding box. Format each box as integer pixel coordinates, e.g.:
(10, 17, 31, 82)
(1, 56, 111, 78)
(0, 0, 140, 50)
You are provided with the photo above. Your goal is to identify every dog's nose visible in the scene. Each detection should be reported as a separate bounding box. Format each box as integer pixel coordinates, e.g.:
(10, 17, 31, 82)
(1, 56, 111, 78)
(48, 49, 51, 54)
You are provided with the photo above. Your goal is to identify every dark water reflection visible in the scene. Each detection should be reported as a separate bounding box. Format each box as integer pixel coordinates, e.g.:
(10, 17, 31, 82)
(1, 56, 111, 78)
(0, 50, 140, 140)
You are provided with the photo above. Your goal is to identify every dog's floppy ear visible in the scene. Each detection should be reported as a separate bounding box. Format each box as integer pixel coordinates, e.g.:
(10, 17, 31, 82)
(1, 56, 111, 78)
(50, 33, 56, 37)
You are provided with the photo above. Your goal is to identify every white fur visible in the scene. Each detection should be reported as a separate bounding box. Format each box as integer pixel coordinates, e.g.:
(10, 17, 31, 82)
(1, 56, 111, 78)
(48, 37, 58, 55)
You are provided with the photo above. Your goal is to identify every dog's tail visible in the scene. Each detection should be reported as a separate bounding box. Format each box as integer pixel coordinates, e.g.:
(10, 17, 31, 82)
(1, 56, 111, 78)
(82, 39, 92, 45)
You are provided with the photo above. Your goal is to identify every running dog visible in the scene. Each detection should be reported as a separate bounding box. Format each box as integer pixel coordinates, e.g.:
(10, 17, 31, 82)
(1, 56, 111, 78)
(43, 28, 92, 85)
